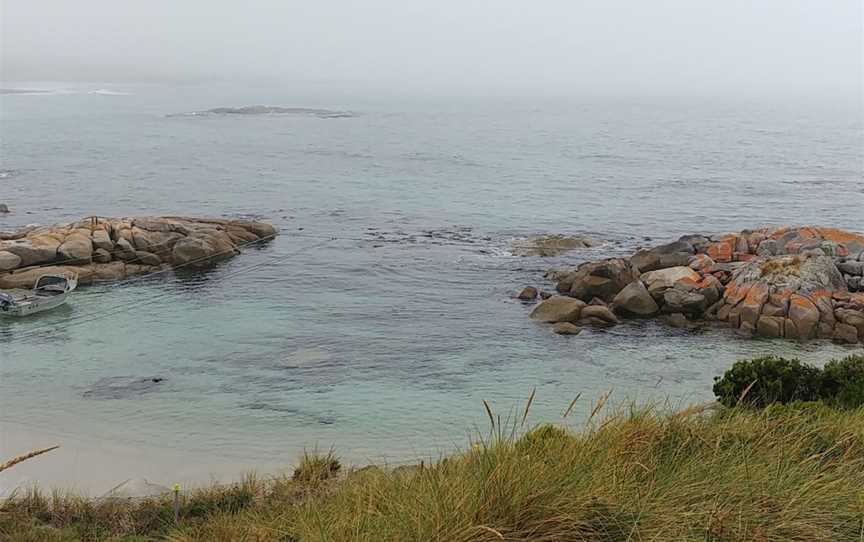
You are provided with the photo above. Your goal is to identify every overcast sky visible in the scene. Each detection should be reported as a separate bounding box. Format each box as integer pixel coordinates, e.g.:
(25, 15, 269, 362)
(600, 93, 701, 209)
(1, 0, 861, 101)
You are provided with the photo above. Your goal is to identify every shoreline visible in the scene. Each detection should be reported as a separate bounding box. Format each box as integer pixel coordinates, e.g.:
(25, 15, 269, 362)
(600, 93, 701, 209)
(0, 419, 289, 497)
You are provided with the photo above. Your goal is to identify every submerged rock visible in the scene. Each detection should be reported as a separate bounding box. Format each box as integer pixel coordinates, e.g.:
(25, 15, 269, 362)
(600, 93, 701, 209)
(0, 216, 277, 289)
(83, 376, 166, 399)
(552, 322, 582, 335)
(513, 235, 594, 257)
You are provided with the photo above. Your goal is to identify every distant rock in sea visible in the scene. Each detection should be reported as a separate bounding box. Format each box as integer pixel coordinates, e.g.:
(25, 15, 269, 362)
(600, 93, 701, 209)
(0, 216, 277, 289)
(168, 105, 354, 118)
(0, 88, 53, 95)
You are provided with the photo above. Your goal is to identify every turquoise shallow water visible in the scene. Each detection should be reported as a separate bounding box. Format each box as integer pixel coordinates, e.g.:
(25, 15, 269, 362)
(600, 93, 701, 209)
(0, 83, 862, 487)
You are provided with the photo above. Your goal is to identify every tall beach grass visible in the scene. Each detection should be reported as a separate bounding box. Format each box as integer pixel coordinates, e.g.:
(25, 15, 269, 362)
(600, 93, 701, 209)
(3, 397, 863, 541)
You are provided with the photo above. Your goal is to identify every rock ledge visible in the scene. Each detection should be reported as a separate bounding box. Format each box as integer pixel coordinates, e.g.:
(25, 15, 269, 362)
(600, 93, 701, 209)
(0, 216, 276, 289)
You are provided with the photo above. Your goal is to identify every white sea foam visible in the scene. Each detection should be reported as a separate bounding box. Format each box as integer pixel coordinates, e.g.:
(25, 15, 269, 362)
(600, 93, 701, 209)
(88, 89, 132, 96)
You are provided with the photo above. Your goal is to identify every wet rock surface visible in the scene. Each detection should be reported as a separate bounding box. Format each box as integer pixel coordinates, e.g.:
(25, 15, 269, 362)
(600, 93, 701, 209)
(0, 216, 276, 289)
(530, 226, 864, 343)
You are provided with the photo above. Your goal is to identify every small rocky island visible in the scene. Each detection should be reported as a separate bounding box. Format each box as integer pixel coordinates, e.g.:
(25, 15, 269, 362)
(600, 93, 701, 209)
(526, 227, 864, 344)
(168, 106, 354, 118)
(0, 216, 276, 289)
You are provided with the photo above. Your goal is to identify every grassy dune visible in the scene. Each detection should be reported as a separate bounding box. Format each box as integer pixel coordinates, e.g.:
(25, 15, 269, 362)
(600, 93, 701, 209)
(3, 400, 864, 541)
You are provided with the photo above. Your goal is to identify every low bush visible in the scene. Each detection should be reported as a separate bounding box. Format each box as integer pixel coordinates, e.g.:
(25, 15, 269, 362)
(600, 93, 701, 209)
(821, 355, 864, 409)
(714, 354, 864, 409)
(712, 355, 822, 407)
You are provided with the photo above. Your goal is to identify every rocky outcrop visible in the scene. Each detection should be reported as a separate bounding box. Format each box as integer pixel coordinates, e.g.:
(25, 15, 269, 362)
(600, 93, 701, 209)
(0, 216, 276, 289)
(531, 226, 864, 343)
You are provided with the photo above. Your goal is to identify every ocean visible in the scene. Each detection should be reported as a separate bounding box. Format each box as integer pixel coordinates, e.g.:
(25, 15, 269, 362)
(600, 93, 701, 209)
(1, 82, 862, 493)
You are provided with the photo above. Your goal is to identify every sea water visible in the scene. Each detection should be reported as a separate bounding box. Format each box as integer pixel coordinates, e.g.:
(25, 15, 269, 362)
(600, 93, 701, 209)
(1, 83, 862, 492)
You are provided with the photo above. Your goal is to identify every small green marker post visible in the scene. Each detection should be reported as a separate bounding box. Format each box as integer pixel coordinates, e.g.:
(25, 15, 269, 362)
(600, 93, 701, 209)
(172, 484, 181, 524)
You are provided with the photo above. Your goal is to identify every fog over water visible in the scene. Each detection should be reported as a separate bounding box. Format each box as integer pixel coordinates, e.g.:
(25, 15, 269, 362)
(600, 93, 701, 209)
(2, 0, 862, 104)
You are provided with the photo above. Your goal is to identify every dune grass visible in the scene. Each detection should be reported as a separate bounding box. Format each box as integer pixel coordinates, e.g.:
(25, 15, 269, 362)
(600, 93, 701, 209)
(3, 399, 864, 541)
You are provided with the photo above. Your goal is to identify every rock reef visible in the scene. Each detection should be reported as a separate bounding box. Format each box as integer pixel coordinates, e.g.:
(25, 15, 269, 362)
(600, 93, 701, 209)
(0, 216, 276, 289)
(530, 226, 864, 343)
(168, 106, 354, 119)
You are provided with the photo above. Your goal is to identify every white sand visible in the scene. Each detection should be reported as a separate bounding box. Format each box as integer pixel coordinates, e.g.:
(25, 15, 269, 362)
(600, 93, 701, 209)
(0, 419, 288, 497)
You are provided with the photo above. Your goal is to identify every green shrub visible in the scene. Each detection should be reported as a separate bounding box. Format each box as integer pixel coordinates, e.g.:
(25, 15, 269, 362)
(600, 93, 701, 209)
(712, 356, 822, 407)
(821, 355, 864, 409)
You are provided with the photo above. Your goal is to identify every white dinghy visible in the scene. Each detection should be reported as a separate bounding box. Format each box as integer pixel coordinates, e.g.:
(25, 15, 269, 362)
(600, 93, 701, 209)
(0, 273, 78, 317)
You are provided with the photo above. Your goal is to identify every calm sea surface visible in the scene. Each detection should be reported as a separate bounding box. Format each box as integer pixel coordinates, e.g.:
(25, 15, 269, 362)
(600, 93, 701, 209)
(1, 83, 862, 490)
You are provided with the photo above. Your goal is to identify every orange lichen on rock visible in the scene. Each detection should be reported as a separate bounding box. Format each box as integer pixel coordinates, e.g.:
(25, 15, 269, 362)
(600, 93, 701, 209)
(706, 236, 735, 263)
(814, 227, 864, 245)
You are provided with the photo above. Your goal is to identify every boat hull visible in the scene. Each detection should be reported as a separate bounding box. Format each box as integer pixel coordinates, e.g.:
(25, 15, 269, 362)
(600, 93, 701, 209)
(0, 292, 70, 317)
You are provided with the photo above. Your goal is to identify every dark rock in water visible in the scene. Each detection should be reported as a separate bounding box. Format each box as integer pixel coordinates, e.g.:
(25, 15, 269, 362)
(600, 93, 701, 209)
(529, 296, 585, 323)
(580, 305, 619, 325)
(169, 105, 354, 118)
(83, 376, 165, 399)
(665, 313, 691, 328)
(539, 290, 553, 300)
(631, 240, 695, 272)
(517, 286, 538, 301)
(0, 204, 9, 213)
(612, 280, 659, 317)
(558, 258, 639, 302)
(552, 322, 582, 335)
(663, 288, 707, 315)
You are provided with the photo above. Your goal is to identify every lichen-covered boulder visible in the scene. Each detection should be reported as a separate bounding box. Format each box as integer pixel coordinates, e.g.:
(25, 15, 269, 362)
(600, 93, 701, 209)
(641, 266, 701, 298)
